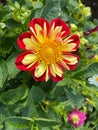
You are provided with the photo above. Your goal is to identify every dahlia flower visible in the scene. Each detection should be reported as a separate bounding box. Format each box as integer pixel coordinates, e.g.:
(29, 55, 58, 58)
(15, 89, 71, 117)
(15, 18, 80, 82)
(68, 108, 86, 128)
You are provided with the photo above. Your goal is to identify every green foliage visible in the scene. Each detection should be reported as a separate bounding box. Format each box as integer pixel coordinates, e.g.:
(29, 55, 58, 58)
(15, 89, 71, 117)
(7, 52, 20, 80)
(0, 58, 8, 88)
(41, 0, 60, 21)
(29, 86, 44, 103)
(5, 117, 33, 130)
(1, 85, 29, 105)
(0, 0, 98, 129)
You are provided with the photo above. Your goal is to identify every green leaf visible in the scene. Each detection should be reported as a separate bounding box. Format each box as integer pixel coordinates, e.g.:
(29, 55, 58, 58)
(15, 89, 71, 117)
(73, 63, 98, 78)
(61, 128, 74, 130)
(41, 127, 51, 130)
(29, 86, 44, 103)
(33, 1, 43, 9)
(27, 100, 38, 118)
(68, 0, 79, 7)
(0, 29, 4, 36)
(5, 117, 33, 130)
(0, 58, 8, 88)
(41, 0, 60, 20)
(66, 89, 84, 108)
(56, 77, 70, 87)
(59, 11, 70, 22)
(35, 118, 61, 127)
(76, 126, 92, 130)
(54, 85, 65, 97)
(5, 19, 21, 29)
(0, 114, 5, 129)
(14, 1, 20, 9)
(26, 87, 41, 118)
(7, 51, 20, 80)
(83, 63, 98, 78)
(33, 8, 42, 18)
(1, 85, 29, 105)
(24, 0, 33, 8)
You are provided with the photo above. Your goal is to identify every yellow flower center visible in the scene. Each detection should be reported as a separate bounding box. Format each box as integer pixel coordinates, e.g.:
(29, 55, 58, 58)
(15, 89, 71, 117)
(44, 47, 55, 58)
(36, 40, 62, 64)
(95, 77, 98, 82)
(72, 115, 79, 124)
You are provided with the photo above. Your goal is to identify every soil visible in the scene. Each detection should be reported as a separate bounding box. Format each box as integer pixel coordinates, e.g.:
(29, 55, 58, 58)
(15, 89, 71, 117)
(0, 0, 6, 5)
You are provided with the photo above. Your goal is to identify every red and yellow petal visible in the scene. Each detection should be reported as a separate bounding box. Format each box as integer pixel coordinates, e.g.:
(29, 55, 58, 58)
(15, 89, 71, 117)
(52, 74, 64, 82)
(49, 63, 64, 82)
(31, 67, 50, 82)
(63, 34, 80, 52)
(61, 54, 79, 70)
(29, 18, 49, 43)
(15, 51, 38, 71)
(50, 63, 63, 77)
(68, 34, 80, 51)
(67, 64, 78, 70)
(49, 18, 70, 39)
(31, 71, 46, 82)
(31, 63, 64, 82)
(17, 32, 32, 50)
(23, 36, 39, 51)
(34, 63, 47, 78)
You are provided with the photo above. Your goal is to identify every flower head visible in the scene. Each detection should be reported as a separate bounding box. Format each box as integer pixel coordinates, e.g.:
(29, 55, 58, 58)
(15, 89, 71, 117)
(15, 18, 80, 82)
(68, 109, 86, 128)
(88, 74, 98, 86)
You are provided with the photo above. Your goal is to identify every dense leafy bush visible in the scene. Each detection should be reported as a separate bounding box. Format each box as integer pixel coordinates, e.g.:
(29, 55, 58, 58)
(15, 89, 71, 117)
(0, 0, 98, 130)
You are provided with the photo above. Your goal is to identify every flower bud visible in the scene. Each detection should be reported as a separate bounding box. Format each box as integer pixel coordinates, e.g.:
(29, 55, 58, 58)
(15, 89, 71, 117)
(82, 7, 91, 17)
(70, 24, 77, 31)
(81, 38, 89, 45)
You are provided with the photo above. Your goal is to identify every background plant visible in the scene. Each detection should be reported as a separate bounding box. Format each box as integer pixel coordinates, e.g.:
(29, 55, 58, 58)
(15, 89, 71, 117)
(0, 0, 98, 130)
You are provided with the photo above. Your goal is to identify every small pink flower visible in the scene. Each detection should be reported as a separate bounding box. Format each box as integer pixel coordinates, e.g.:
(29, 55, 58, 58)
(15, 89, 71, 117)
(68, 108, 86, 128)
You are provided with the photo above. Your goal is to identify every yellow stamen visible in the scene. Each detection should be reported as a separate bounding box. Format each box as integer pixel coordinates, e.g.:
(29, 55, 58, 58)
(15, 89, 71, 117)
(95, 77, 98, 82)
(36, 40, 62, 65)
(72, 115, 79, 124)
